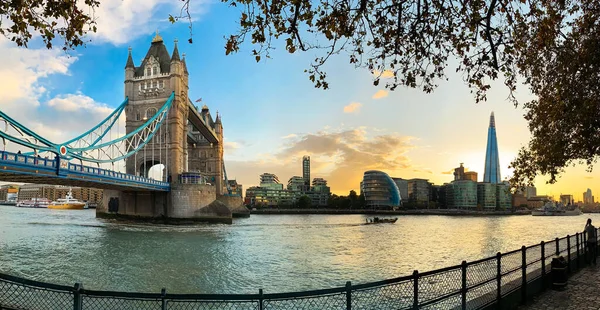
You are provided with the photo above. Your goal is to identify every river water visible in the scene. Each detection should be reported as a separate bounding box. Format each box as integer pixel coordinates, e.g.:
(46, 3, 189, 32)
(0, 205, 595, 294)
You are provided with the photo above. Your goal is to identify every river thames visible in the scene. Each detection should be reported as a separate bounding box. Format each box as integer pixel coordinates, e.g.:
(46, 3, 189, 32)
(0, 205, 596, 294)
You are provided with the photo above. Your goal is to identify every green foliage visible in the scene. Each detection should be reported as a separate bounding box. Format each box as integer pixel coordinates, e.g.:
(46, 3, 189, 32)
(297, 195, 312, 208)
(0, 0, 100, 50)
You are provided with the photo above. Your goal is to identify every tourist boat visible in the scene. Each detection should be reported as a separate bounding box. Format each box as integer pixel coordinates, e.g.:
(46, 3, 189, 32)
(531, 201, 582, 216)
(16, 198, 51, 208)
(48, 189, 87, 210)
(365, 217, 398, 224)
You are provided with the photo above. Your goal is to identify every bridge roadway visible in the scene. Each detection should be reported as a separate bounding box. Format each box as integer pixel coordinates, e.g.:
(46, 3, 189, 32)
(0, 150, 169, 191)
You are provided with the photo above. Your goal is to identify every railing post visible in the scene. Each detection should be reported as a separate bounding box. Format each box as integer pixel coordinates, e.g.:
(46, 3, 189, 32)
(521, 246, 527, 304)
(555, 237, 559, 256)
(563, 236, 570, 273)
(540, 241, 546, 290)
(259, 288, 264, 310)
(576, 233, 580, 269)
(496, 252, 502, 307)
(461, 260, 467, 310)
(161, 288, 166, 310)
(346, 281, 352, 310)
(73, 283, 83, 310)
(413, 270, 419, 310)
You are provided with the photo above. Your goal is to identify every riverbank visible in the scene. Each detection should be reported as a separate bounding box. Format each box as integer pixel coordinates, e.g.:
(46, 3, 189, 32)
(250, 208, 532, 216)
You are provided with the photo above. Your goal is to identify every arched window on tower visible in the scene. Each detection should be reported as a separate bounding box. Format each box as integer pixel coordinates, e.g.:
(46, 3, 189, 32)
(154, 66, 159, 75)
(150, 80, 155, 88)
(159, 80, 164, 88)
(136, 111, 141, 121)
(146, 108, 157, 119)
(146, 67, 151, 76)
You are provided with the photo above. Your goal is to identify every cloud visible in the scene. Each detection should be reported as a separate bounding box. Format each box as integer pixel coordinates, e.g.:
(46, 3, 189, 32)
(224, 141, 241, 150)
(441, 169, 454, 175)
(226, 127, 418, 194)
(585, 176, 594, 179)
(373, 70, 395, 79)
(83, 0, 211, 45)
(343, 102, 362, 113)
(281, 134, 297, 139)
(0, 39, 77, 112)
(47, 93, 112, 114)
(0, 39, 117, 148)
(372, 89, 389, 99)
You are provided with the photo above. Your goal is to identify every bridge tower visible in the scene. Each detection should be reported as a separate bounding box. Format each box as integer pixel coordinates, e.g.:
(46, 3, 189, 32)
(124, 31, 189, 182)
(187, 110, 224, 195)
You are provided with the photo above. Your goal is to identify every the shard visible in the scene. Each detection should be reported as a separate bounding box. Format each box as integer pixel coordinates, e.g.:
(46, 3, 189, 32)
(483, 112, 501, 183)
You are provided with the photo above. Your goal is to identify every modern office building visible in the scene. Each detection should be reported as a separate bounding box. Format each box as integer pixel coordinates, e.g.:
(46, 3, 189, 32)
(287, 176, 305, 191)
(496, 182, 511, 209)
(449, 180, 478, 209)
(361, 170, 401, 209)
(392, 178, 408, 202)
(584, 189, 594, 205)
(260, 173, 283, 190)
(483, 112, 502, 184)
(245, 156, 330, 207)
(477, 182, 497, 209)
(560, 194, 574, 206)
(407, 178, 431, 206)
(303, 155, 311, 188)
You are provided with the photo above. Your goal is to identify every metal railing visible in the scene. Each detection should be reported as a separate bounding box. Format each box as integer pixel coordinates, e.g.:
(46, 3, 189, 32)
(0, 228, 597, 310)
(0, 150, 170, 191)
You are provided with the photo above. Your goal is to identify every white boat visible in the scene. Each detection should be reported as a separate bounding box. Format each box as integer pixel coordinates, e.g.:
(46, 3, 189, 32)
(16, 198, 51, 208)
(532, 201, 582, 216)
(48, 189, 87, 210)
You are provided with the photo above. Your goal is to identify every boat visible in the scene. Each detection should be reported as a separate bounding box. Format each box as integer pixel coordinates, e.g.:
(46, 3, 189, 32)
(531, 201, 582, 216)
(365, 217, 398, 224)
(48, 189, 87, 210)
(16, 198, 51, 208)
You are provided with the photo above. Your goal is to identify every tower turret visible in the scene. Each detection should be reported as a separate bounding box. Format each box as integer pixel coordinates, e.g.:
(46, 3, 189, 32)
(124, 46, 135, 97)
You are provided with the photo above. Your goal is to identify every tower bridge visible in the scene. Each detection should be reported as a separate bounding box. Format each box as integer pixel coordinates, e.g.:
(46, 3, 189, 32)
(0, 32, 246, 223)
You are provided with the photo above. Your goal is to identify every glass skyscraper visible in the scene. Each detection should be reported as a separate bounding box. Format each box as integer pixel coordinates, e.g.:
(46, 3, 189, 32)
(484, 112, 501, 184)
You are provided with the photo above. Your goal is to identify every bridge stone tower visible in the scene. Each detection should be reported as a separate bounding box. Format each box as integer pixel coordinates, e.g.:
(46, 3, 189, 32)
(98, 32, 246, 224)
(187, 109, 224, 195)
(124, 31, 189, 183)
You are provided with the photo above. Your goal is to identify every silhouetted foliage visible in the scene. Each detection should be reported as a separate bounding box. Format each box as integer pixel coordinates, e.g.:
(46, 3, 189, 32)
(298, 195, 312, 208)
(0, 0, 99, 50)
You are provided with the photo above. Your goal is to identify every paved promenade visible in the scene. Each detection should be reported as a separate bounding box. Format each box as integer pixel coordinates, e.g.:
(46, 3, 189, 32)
(519, 265, 600, 310)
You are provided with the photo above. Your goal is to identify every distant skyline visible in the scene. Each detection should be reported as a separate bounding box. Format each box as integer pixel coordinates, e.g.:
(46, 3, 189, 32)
(0, 0, 597, 201)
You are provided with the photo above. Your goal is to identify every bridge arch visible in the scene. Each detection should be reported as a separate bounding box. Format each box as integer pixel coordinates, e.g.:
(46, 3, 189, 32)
(140, 160, 165, 181)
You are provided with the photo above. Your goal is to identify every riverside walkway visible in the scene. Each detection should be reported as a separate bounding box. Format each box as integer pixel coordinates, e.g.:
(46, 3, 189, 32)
(519, 265, 600, 310)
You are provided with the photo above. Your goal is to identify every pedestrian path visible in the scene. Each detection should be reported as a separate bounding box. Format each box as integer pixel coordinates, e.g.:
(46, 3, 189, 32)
(519, 265, 600, 310)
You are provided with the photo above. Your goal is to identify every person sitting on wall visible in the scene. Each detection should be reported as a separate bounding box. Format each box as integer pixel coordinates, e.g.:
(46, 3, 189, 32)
(585, 218, 597, 266)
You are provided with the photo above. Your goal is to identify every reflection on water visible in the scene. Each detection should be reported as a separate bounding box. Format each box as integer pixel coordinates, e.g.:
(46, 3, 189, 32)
(0, 206, 595, 294)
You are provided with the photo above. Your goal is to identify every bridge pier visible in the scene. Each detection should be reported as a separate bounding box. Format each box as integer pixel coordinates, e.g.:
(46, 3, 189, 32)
(98, 184, 239, 224)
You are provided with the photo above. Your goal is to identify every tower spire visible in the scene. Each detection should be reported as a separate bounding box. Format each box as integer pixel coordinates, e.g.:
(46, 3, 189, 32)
(125, 46, 135, 69)
(171, 38, 180, 61)
(489, 111, 495, 128)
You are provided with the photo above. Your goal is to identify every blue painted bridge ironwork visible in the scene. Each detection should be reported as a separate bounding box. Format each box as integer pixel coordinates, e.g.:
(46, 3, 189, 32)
(0, 150, 169, 191)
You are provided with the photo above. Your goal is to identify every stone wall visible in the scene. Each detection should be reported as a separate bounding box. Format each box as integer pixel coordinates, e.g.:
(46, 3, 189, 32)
(169, 183, 232, 223)
(216, 195, 249, 218)
(99, 189, 168, 218)
(98, 185, 234, 224)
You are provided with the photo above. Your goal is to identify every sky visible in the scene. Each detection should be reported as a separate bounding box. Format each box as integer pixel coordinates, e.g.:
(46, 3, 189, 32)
(0, 0, 597, 201)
